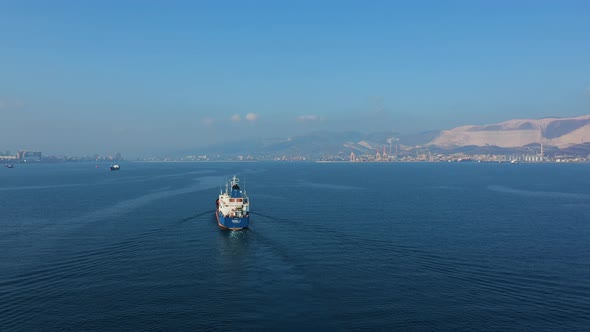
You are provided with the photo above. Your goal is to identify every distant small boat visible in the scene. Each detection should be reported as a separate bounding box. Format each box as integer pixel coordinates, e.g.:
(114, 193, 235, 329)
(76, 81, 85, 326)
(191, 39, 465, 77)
(109, 164, 120, 171)
(510, 160, 518, 164)
(5, 163, 14, 168)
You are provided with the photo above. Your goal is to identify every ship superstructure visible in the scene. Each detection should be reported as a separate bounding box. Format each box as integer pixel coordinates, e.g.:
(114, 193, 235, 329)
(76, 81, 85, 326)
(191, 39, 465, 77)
(215, 175, 250, 230)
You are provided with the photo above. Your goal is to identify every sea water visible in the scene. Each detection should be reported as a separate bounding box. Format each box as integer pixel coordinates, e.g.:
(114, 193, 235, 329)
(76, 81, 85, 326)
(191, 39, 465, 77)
(1, 162, 589, 331)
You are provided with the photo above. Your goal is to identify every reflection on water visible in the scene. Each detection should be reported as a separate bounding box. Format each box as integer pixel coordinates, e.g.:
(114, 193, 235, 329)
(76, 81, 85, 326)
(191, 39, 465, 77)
(216, 228, 252, 256)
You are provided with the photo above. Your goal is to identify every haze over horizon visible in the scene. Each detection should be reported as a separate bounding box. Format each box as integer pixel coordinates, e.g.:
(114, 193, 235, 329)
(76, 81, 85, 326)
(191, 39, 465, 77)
(1, 1, 589, 157)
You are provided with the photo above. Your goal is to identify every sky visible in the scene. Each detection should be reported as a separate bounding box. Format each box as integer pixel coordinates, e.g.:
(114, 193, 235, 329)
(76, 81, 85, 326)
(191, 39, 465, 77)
(1, 0, 589, 157)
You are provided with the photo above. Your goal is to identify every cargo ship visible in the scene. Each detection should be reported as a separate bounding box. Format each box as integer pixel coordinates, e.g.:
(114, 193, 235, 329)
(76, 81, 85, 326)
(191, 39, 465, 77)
(215, 175, 250, 230)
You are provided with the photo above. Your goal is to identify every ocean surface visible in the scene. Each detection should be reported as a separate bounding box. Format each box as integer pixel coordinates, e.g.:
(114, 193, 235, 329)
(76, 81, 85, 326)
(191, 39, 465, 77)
(1, 162, 589, 331)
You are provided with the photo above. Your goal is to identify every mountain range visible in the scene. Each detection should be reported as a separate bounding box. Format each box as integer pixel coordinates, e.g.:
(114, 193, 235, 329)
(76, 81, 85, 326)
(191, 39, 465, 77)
(190, 115, 590, 157)
(429, 115, 590, 148)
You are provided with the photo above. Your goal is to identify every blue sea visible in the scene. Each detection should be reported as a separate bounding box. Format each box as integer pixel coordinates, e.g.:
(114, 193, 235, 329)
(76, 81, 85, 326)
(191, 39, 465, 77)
(1, 162, 589, 331)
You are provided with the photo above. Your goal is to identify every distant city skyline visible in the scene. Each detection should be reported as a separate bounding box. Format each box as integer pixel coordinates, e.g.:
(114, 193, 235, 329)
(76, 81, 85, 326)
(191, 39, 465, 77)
(1, 1, 589, 157)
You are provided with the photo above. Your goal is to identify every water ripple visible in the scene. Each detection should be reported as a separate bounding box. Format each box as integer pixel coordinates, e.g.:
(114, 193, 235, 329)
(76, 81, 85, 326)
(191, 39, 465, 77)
(487, 185, 590, 200)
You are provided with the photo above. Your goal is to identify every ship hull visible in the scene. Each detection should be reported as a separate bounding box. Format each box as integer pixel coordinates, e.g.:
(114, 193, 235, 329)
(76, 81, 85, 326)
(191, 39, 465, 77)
(216, 208, 249, 230)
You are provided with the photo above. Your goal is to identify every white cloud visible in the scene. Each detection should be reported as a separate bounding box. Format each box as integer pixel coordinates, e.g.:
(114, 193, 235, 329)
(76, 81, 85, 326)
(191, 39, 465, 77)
(0, 98, 26, 112)
(202, 117, 215, 126)
(246, 113, 258, 121)
(298, 115, 321, 122)
(231, 114, 241, 122)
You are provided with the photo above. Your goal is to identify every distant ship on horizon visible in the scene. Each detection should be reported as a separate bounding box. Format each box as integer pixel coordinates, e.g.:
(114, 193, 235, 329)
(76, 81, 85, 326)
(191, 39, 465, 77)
(109, 164, 120, 171)
(215, 175, 250, 230)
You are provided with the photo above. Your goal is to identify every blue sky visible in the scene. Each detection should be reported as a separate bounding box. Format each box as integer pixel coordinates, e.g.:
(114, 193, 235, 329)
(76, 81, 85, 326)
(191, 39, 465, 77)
(1, 1, 589, 156)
